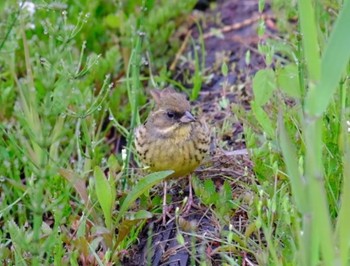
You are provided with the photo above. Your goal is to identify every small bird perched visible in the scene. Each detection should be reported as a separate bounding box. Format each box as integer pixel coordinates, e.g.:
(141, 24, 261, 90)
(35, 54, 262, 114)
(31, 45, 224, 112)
(135, 88, 210, 223)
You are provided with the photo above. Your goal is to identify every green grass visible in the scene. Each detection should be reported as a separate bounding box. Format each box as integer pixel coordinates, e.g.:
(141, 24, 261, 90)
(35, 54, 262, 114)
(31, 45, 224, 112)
(246, 0, 350, 264)
(1, 0, 350, 265)
(0, 0, 196, 264)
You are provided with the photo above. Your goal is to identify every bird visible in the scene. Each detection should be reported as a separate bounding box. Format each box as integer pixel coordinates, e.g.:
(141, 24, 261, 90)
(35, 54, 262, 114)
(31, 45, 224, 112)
(134, 88, 210, 224)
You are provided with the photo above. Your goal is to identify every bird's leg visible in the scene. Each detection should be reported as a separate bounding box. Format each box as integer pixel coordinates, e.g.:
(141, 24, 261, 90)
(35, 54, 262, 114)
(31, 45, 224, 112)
(155, 181, 172, 225)
(162, 180, 168, 225)
(183, 175, 194, 214)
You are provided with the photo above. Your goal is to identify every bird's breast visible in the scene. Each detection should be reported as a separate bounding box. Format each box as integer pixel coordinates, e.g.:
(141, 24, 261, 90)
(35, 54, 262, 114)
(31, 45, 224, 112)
(135, 122, 210, 178)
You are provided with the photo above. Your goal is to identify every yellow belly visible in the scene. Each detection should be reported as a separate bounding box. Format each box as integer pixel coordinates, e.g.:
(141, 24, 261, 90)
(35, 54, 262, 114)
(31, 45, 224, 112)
(145, 138, 202, 178)
(135, 123, 209, 178)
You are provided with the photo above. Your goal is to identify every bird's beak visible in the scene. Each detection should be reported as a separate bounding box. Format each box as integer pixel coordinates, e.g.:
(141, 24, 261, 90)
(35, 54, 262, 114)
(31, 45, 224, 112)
(180, 111, 196, 123)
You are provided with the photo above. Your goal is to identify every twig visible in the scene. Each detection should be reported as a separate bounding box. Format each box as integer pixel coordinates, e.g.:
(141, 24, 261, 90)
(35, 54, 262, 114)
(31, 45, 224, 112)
(203, 14, 273, 39)
(169, 30, 192, 71)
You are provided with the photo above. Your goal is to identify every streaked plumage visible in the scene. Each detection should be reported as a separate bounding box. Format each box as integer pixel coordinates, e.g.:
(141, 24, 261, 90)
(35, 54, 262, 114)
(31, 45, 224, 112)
(135, 88, 210, 178)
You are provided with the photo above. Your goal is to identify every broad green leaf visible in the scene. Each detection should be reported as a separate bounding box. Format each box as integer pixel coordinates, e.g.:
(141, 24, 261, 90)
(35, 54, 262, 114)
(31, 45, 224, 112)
(123, 210, 153, 221)
(204, 179, 218, 204)
(133, 210, 153, 220)
(115, 170, 173, 224)
(94, 166, 114, 229)
(251, 101, 275, 139)
(277, 64, 301, 98)
(107, 154, 121, 173)
(305, 0, 350, 115)
(252, 69, 276, 106)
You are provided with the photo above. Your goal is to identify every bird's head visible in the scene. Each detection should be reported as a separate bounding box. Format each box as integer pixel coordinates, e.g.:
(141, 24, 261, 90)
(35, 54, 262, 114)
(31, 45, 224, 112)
(146, 88, 196, 137)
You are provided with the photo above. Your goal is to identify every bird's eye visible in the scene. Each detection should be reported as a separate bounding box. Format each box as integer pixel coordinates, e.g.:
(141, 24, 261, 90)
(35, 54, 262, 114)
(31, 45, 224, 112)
(167, 111, 175, 118)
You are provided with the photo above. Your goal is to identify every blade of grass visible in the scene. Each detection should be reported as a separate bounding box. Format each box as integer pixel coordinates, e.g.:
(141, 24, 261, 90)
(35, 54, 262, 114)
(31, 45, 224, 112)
(0, 2, 22, 51)
(304, 118, 335, 265)
(190, 37, 202, 100)
(336, 126, 350, 265)
(297, 0, 320, 81)
(278, 113, 306, 212)
(305, 0, 350, 116)
(124, 16, 144, 188)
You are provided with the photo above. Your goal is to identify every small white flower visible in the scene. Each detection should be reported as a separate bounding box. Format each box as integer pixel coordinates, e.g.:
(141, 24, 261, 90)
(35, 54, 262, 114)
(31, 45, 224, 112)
(27, 23, 35, 29)
(121, 148, 127, 162)
(20, 1, 36, 15)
